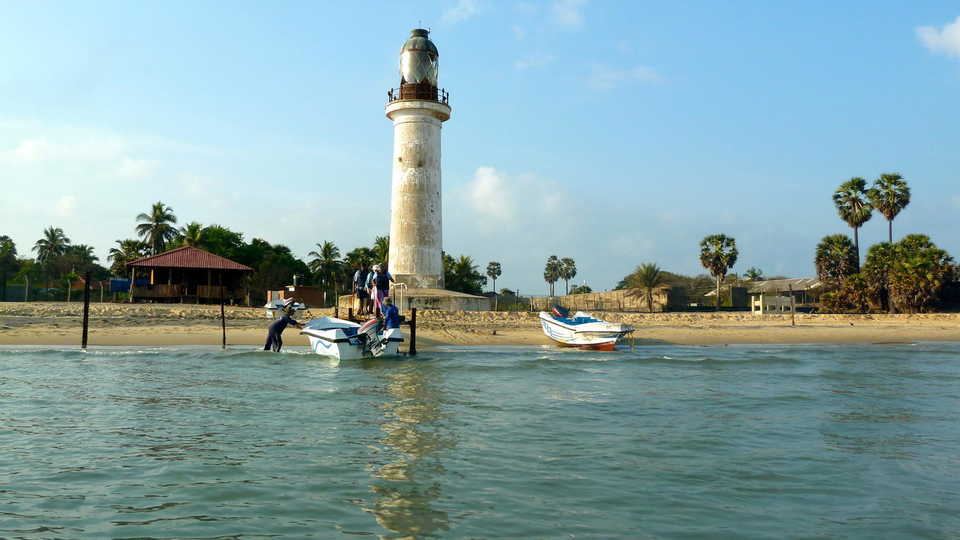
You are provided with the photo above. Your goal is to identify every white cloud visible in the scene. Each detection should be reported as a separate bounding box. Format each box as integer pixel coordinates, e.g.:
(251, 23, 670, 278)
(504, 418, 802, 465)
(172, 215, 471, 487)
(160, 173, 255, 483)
(55, 195, 77, 218)
(587, 63, 662, 89)
(515, 53, 555, 70)
(917, 16, 960, 58)
(441, 0, 481, 25)
(552, 0, 588, 28)
(459, 166, 569, 229)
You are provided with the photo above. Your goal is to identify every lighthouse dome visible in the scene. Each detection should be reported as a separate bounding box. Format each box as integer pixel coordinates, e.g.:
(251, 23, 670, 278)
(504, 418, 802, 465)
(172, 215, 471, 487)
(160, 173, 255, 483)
(399, 29, 439, 86)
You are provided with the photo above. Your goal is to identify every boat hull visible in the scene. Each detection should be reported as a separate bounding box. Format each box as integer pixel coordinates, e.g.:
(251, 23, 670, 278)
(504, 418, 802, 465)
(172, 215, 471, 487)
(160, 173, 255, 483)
(538, 311, 633, 350)
(300, 317, 403, 361)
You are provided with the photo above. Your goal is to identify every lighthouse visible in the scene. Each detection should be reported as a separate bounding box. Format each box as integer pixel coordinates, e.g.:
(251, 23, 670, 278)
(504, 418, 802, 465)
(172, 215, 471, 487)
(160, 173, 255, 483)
(386, 29, 451, 289)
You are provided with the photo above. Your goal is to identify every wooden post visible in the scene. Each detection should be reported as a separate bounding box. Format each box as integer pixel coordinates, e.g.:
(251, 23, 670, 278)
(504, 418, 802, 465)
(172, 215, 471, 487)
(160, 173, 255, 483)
(409, 307, 417, 356)
(790, 284, 796, 327)
(334, 306, 339, 319)
(81, 272, 91, 349)
(128, 267, 135, 303)
(99, 280, 104, 303)
(348, 307, 354, 321)
(219, 272, 226, 349)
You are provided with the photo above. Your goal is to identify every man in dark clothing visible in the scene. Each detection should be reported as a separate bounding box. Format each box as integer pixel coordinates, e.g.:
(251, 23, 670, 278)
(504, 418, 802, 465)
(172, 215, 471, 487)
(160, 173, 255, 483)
(353, 263, 371, 315)
(264, 300, 303, 352)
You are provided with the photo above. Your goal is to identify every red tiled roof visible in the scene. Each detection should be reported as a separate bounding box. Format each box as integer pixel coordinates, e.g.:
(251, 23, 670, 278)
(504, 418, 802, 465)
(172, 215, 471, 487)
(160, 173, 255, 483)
(127, 246, 253, 271)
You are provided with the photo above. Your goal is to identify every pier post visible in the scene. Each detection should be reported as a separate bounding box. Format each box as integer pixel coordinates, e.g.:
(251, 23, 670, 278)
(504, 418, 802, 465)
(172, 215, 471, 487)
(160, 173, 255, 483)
(81, 271, 91, 349)
(219, 272, 226, 349)
(409, 307, 417, 356)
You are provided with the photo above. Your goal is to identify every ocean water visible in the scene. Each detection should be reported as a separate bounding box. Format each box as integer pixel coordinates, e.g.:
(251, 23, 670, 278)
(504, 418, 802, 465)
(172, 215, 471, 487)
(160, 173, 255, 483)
(1, 343, 959, 539)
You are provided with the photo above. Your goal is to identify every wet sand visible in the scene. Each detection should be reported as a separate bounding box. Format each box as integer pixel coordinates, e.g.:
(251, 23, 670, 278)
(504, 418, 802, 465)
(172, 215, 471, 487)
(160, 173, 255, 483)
(1, 303, 958, 348)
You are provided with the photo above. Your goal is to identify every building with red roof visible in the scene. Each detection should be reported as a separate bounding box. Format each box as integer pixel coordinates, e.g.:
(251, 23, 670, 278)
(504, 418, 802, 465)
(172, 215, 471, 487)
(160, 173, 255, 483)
(126, 246, 253, 304)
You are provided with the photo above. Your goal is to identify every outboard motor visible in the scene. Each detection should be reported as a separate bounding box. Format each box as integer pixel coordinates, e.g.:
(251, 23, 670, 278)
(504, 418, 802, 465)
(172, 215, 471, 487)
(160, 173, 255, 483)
(357, 318, 386, 356)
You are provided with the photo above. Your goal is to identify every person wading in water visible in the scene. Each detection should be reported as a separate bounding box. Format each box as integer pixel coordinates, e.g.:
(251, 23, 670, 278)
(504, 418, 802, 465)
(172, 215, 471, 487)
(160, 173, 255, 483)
(263, 298, 303, 352)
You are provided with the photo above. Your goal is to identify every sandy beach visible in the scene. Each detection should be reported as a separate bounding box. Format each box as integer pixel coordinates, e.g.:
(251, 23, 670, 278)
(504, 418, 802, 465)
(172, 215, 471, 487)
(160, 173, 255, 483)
(0, 302, 958, 348)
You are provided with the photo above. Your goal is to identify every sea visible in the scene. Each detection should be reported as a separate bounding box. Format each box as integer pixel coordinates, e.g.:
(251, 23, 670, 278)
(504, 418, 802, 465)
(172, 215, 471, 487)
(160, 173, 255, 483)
(1, 343, 959, 539)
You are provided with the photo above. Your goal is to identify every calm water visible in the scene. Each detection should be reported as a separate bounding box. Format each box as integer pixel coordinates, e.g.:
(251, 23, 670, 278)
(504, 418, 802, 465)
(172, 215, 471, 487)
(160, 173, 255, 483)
(2, 343, 960, 539)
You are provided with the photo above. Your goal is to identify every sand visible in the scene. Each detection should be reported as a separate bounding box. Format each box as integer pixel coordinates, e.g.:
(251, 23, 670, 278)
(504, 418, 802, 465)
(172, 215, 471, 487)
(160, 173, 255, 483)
(1, 302, 958, 348)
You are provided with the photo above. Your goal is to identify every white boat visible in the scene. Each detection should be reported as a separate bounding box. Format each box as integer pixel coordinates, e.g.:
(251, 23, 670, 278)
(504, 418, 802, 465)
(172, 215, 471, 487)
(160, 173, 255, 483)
(538, 309, 634, 350)
(300, 317, 404, 360)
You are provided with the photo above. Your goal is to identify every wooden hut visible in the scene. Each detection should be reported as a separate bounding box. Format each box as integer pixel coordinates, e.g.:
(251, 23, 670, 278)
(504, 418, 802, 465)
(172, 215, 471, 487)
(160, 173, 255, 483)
(126, 246, 253, 304)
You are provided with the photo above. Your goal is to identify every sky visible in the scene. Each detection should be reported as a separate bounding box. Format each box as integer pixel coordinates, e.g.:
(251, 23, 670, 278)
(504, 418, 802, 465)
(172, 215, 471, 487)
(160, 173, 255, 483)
(1, 1, 958, 294)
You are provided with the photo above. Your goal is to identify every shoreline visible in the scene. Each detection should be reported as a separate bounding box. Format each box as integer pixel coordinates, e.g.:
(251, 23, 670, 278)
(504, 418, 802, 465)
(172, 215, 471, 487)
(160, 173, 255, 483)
(1, 303, 957, 347)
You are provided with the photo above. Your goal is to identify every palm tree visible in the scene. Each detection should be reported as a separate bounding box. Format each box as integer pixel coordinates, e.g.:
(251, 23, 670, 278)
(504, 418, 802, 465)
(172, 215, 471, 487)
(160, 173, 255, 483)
(699, 234, 738, 309)
(372, 235, 390, 266)
(833, 177, 873, 262)
(308, 241, 342, 305)
(744, 267, 764, 281)
(0, 236, 18, 301)
(867, 173, 910, 243)
(66, 244, 99, 274)
(627, 263, 665, 313)
(814, 234, 858, 282)
(486, 261, 502, 309)
(178, 222, 205, 247)
(108, 239, 148, 276)
(543, 255, 561, 296)
(559, 257, 577, 295)
(33, 226, 70, 264)
(136, 201, 179, 255)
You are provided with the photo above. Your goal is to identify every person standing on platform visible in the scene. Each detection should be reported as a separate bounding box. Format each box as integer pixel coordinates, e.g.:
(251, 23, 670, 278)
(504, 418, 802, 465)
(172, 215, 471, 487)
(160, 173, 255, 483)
(366, 264, 395, 317)
(353, 262, 371, 315)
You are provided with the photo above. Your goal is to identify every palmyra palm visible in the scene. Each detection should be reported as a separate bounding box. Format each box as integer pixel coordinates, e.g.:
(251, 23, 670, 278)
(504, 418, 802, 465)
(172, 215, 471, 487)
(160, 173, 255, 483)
(833, 177, 872, 262)
(867, 173, 910, 243)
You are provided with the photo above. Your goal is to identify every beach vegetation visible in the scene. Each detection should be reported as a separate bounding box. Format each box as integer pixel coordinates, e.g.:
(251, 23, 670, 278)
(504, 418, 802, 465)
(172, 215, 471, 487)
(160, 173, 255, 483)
(108, 239, 149, 276)
(821, 235, 954, 313)
(486, 261, 502, 308)
(135, 201, 180, 255)
(0, 235, 19, 301)
(543, 255, 561, 296)
(569, 284, 592, 294)
(443, 253, 486, 295)
(372, 236, 390, 266)
(178, 222, 205, 247)
(699, 234, 738, 309)
(866, 173, 910, 244)
(308, 241, 343, 304)
(559, 257, 577, 295)
(744, 267, 764, 281)
(625, 263, 666, 313)
(814, 234, 858, 282)
(833, 177, 873, 262)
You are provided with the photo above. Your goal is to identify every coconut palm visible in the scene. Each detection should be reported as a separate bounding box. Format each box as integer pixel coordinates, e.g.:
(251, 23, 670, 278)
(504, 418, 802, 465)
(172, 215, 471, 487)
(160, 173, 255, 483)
(136, 201, 179, 255)
(627, 262, 665, 313)
(108, 239, 148, 276)
(833, 177, 873, 262)
(66, 244, 99, 274)
(372, 235, 390, 266)
(543, 255, 561, 296)
(486, 261, 502, 308)
(866, 173, 910, 243)
(559, 257, 577, 295)
(814, 234, 858, 282)
(0, 236, 18, 301)
(699, 234, 738, 309)
(308, 241, 342, 304)
(33, 226, 70, 264)
(178, 222, 205, 247)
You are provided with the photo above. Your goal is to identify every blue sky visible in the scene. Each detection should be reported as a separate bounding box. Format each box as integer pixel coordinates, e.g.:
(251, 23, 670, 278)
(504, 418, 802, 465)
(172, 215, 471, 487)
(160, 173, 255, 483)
(1, 1, 958, 293)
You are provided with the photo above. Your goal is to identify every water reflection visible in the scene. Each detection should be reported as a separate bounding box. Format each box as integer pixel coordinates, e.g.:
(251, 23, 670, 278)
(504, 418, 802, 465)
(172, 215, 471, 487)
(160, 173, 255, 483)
(362, 364, 456, 539)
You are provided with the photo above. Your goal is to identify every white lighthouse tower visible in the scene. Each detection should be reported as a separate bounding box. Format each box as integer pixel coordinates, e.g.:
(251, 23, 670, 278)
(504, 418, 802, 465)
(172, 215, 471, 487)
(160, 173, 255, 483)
(386, 29, 451, 289)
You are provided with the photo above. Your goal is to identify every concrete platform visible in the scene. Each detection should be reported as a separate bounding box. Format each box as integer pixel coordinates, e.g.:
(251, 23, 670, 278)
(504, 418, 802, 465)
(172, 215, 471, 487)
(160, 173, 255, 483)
(339, 288, 491, 312)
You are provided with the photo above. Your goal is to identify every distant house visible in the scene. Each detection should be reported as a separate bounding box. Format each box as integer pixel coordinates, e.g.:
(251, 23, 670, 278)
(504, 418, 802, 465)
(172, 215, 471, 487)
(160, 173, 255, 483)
(126, 246, 253, 304)
(746, 278, 825, 315)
